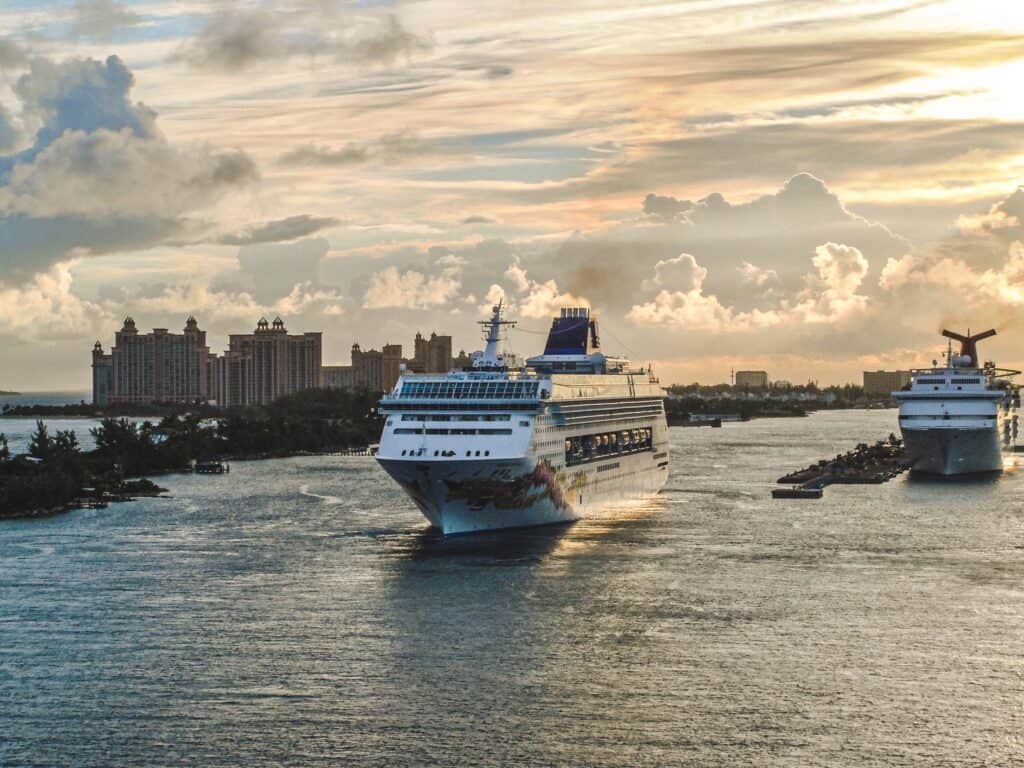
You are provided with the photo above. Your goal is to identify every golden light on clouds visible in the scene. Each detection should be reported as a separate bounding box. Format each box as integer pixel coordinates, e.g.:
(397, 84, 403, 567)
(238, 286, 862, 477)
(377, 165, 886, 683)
(2, 0, 1024, 388)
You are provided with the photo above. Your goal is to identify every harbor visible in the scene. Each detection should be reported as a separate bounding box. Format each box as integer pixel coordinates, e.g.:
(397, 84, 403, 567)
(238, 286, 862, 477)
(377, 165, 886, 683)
(773, 435, 912, 499)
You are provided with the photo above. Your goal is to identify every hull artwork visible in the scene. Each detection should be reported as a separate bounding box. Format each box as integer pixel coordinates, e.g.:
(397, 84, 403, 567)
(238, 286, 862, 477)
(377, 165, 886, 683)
(378, 450, 667, 535)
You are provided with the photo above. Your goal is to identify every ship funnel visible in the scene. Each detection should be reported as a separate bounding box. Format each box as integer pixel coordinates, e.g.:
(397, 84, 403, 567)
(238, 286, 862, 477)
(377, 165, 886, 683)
(942, 328, 996, 367)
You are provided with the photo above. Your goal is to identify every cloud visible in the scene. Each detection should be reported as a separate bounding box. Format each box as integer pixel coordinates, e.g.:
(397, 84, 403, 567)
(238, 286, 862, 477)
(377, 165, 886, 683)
(232, 237, 331, 303)
(0, 39, 28, 70)
(362, 252, 462, 309)
(642, 193, 693, 221)
(462, 215, 497, 225)
(548, 174, 904, 312)
(0, 55, 259, 284)
(0, 261, 111, 340)
(627, 243, 870, 332)
(278, 132, 436, 167)
(178, 9, 429, 72)
(68, 0, 141, 42)
(218, 215, 340, 246)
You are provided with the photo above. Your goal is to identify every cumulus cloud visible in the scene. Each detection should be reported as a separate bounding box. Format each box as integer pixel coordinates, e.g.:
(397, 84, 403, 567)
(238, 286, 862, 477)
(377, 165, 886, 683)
(362, 252, 462, 309)
(791, 243, 870, 323)
(0, 262, 111, 339)
(551, 174, 905, 312)
(0, 55, 259, 284)
(627, 243, 870, 332)
(179, 9, 429, 72)
(627, 253, 781, 332)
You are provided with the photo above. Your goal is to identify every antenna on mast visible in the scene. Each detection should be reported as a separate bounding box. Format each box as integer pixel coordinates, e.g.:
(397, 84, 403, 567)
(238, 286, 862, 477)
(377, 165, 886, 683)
(474, 300, 516, 369)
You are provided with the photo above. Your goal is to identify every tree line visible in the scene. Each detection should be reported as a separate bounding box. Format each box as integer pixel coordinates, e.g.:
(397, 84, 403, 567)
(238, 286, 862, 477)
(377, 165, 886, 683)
(0, 388, 383, 518)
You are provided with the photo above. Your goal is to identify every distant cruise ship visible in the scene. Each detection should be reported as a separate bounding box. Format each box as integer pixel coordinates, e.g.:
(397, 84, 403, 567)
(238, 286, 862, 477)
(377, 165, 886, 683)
(376, 304, 669, 534)
(893, 329, 1019, 475)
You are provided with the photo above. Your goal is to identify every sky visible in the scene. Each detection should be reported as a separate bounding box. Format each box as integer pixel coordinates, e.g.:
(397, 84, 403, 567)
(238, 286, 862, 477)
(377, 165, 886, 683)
(2, 0, 1024, 390)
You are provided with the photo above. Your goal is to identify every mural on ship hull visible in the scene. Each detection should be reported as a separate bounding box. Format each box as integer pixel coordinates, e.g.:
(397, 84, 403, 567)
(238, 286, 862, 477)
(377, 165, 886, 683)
(441, 460, 580, 511)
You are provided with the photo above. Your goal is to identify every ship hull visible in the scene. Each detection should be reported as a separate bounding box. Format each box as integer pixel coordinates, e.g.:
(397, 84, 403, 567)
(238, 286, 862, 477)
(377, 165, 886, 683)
(901, 426, 1005, 475)
(377, 451, 668, 535)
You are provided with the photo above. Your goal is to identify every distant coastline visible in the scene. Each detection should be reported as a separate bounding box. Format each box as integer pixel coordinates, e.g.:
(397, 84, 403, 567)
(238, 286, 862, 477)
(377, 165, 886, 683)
(0, 390, 20, 396)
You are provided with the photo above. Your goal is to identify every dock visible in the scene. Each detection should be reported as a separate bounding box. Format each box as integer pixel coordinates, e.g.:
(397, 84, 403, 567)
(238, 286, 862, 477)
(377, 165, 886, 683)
(773, 435, 912, 499)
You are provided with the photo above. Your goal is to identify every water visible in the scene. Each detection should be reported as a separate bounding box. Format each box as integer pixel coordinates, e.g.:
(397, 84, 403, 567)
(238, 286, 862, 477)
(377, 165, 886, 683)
(2, 410, 1022, 766)
(0, 392, 98, 454)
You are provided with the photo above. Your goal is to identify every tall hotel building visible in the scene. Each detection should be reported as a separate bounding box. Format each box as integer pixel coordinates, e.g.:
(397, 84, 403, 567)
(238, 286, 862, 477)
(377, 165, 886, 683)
(92, 316, 210, 406)
(216, 317, 322, 407)
(93, 316, 322, 407)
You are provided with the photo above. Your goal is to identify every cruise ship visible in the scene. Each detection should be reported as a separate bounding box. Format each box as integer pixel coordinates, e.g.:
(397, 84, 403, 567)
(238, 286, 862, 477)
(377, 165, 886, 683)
(893, 329, 1019, 475)
(376, 304, 669, 534)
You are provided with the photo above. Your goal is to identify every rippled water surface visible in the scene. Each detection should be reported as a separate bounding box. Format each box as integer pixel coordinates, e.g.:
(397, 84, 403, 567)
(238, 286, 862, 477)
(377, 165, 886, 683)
(2, 410, 1023, 766)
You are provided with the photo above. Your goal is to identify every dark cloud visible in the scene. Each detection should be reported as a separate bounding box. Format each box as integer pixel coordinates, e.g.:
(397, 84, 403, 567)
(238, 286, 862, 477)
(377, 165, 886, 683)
(4, 55, 157, 173)
(218, 215, 341, 246)
(643, 193, 693, 221)
(544, 174, 906, 311)
(484, 65, 513, 79)
(0, 38, 28, 69)
(68, 0, 142, 42)
(279, 143, 370, 167)
(178, 9, 429, 72)
(233, 237, 331, 303)
(461, 215, 497, 225)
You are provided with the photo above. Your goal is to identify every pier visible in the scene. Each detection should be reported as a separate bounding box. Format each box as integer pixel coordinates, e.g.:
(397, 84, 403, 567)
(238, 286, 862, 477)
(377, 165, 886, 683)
(773, 435, 912, 499)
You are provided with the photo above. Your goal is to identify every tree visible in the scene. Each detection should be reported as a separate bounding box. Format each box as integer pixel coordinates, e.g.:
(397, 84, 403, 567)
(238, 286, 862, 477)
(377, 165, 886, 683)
(28, 420, 52, 461)
(53, 430, 80, 460)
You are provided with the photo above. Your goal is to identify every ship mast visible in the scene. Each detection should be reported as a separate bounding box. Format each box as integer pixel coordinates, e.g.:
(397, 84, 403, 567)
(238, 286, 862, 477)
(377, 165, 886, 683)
(474, 300, 516, 368)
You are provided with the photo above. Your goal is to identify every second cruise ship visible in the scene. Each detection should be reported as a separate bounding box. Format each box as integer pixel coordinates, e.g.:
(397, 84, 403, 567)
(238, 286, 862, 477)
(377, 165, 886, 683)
(376, 304, 669, 534)
(893, 328, 1019, 475)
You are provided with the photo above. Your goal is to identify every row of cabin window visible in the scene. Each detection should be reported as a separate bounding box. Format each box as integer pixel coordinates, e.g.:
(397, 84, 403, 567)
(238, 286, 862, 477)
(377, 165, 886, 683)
(393, 428, 513, 435)
(400, 413, 511, 422)
(401, 448, 492, 457)
(399, 381, 538, 399)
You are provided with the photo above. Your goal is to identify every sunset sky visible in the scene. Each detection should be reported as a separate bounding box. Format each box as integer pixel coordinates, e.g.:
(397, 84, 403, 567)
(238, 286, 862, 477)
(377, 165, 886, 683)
(3, 0, 1024, 389)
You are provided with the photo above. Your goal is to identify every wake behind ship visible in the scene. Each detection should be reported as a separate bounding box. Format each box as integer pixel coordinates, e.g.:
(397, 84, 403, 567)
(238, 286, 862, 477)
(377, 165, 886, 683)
(893, 328, 1019, 475)
(376, 305, 669, 534)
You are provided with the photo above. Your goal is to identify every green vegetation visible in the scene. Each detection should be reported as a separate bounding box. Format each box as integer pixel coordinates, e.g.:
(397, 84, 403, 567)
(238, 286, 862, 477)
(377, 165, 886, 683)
(0, 388, 383, 519)
(664, 382, 884, 423)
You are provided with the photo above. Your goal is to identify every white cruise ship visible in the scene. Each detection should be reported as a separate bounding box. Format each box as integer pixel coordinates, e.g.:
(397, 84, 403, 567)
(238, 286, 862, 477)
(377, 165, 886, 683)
(376, 304, 669, 534)
(893, 329, 1019, 475)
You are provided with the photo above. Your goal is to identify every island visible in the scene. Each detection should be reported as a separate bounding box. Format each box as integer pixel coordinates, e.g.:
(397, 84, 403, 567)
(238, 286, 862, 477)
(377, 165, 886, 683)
(0, 390, 20, 396)
(0, 388, 382, 519)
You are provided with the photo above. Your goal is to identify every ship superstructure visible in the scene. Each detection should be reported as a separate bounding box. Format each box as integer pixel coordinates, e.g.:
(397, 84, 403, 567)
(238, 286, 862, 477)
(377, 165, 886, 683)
(376, 305, 669, 534)
(893, 328, 1019, 475)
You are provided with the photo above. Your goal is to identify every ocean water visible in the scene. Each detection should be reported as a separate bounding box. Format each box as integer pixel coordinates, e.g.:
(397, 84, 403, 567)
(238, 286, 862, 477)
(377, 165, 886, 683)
(0, 392, 99, 455)
(2, 410, 1022, 767)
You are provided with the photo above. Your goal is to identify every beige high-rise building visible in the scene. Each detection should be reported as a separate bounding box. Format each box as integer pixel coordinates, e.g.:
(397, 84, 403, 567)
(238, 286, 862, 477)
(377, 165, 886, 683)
(734, 370, 769, 389)
(409, 331, 453, 373)
(863, 370, 911, 396)
(323, 343, 403, 393)
(217, 317, 322, 406)
(102, 316, 210, 404)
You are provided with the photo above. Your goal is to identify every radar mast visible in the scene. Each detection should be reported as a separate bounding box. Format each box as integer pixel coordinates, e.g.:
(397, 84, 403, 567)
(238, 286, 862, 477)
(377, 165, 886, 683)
(474, 300, 516, 368)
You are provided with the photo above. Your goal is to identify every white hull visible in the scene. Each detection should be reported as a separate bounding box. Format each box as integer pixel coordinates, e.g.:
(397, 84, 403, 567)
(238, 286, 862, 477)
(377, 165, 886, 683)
(378, 449, 669, 535)
(902, 426, 1005, 475)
